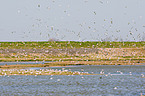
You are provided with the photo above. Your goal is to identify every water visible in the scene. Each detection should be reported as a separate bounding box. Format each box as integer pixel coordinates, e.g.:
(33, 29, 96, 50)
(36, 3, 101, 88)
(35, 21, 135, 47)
(0, 61, 53, 65)
(0, 61, 144, 66)
(0, 65, 145, 96)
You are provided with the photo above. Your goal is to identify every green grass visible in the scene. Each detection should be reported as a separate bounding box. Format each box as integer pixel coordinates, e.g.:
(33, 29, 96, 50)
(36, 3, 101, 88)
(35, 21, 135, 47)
(0, 41, 144, 49)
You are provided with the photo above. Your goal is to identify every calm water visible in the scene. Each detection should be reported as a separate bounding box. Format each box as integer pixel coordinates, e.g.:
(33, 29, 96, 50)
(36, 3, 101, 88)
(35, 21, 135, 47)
(0, 61, 53, 65)
(0, 65, 145, 96)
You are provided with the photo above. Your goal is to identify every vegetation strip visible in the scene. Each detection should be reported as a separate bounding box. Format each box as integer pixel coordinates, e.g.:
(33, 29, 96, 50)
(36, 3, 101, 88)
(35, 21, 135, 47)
(0, 41, 144, 49)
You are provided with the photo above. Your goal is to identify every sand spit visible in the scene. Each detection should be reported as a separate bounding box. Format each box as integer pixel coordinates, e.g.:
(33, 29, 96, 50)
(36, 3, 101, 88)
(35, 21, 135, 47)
(0, 69, 96, 76)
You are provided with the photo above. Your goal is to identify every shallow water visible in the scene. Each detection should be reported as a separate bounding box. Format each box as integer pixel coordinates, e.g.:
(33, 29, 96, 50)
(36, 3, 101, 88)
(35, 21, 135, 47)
(0, 61, 53, 65)
(0, 65, 145, 96)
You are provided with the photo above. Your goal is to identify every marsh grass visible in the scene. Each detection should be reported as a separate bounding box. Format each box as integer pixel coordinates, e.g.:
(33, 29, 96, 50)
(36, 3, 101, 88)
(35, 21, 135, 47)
(0, 41, 144, 49)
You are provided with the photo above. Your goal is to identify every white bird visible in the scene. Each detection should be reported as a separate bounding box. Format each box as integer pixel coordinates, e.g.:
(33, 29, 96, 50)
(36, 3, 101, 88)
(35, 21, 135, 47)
(114, 87, 117, 89)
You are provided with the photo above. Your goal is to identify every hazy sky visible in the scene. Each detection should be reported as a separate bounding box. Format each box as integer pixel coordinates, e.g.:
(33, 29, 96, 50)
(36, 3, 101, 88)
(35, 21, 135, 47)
(0, 0, 145, 41)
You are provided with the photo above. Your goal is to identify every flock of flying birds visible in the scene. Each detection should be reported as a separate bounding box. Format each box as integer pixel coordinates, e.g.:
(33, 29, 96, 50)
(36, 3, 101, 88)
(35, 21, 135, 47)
(11, 0, 145, 41)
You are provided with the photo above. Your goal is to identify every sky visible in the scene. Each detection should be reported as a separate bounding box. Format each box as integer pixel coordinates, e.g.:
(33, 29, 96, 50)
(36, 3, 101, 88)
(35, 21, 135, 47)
(0, 0, 145, 41)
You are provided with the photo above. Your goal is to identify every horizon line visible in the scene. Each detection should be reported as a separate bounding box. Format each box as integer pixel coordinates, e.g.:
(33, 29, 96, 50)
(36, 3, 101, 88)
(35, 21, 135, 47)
(0, 40, 144, 42)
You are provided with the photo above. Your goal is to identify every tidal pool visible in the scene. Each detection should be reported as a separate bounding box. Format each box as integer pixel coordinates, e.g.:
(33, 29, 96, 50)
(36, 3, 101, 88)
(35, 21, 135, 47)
(0, 65, 145, 96)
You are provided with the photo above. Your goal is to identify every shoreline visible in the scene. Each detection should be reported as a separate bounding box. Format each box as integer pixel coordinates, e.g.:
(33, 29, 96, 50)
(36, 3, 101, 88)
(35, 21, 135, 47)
(0, 60, 144, 76)
(0, 60, 144, 69)
(0, 68, 98, 76)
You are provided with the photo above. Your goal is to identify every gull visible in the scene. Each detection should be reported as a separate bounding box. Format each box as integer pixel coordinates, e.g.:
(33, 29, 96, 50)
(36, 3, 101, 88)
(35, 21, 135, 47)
(114, 87, 117, 90)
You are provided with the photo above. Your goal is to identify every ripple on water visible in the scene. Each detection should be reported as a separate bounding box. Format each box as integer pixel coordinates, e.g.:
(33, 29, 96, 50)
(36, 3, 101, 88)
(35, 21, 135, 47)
(0, 65, 145, 95)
